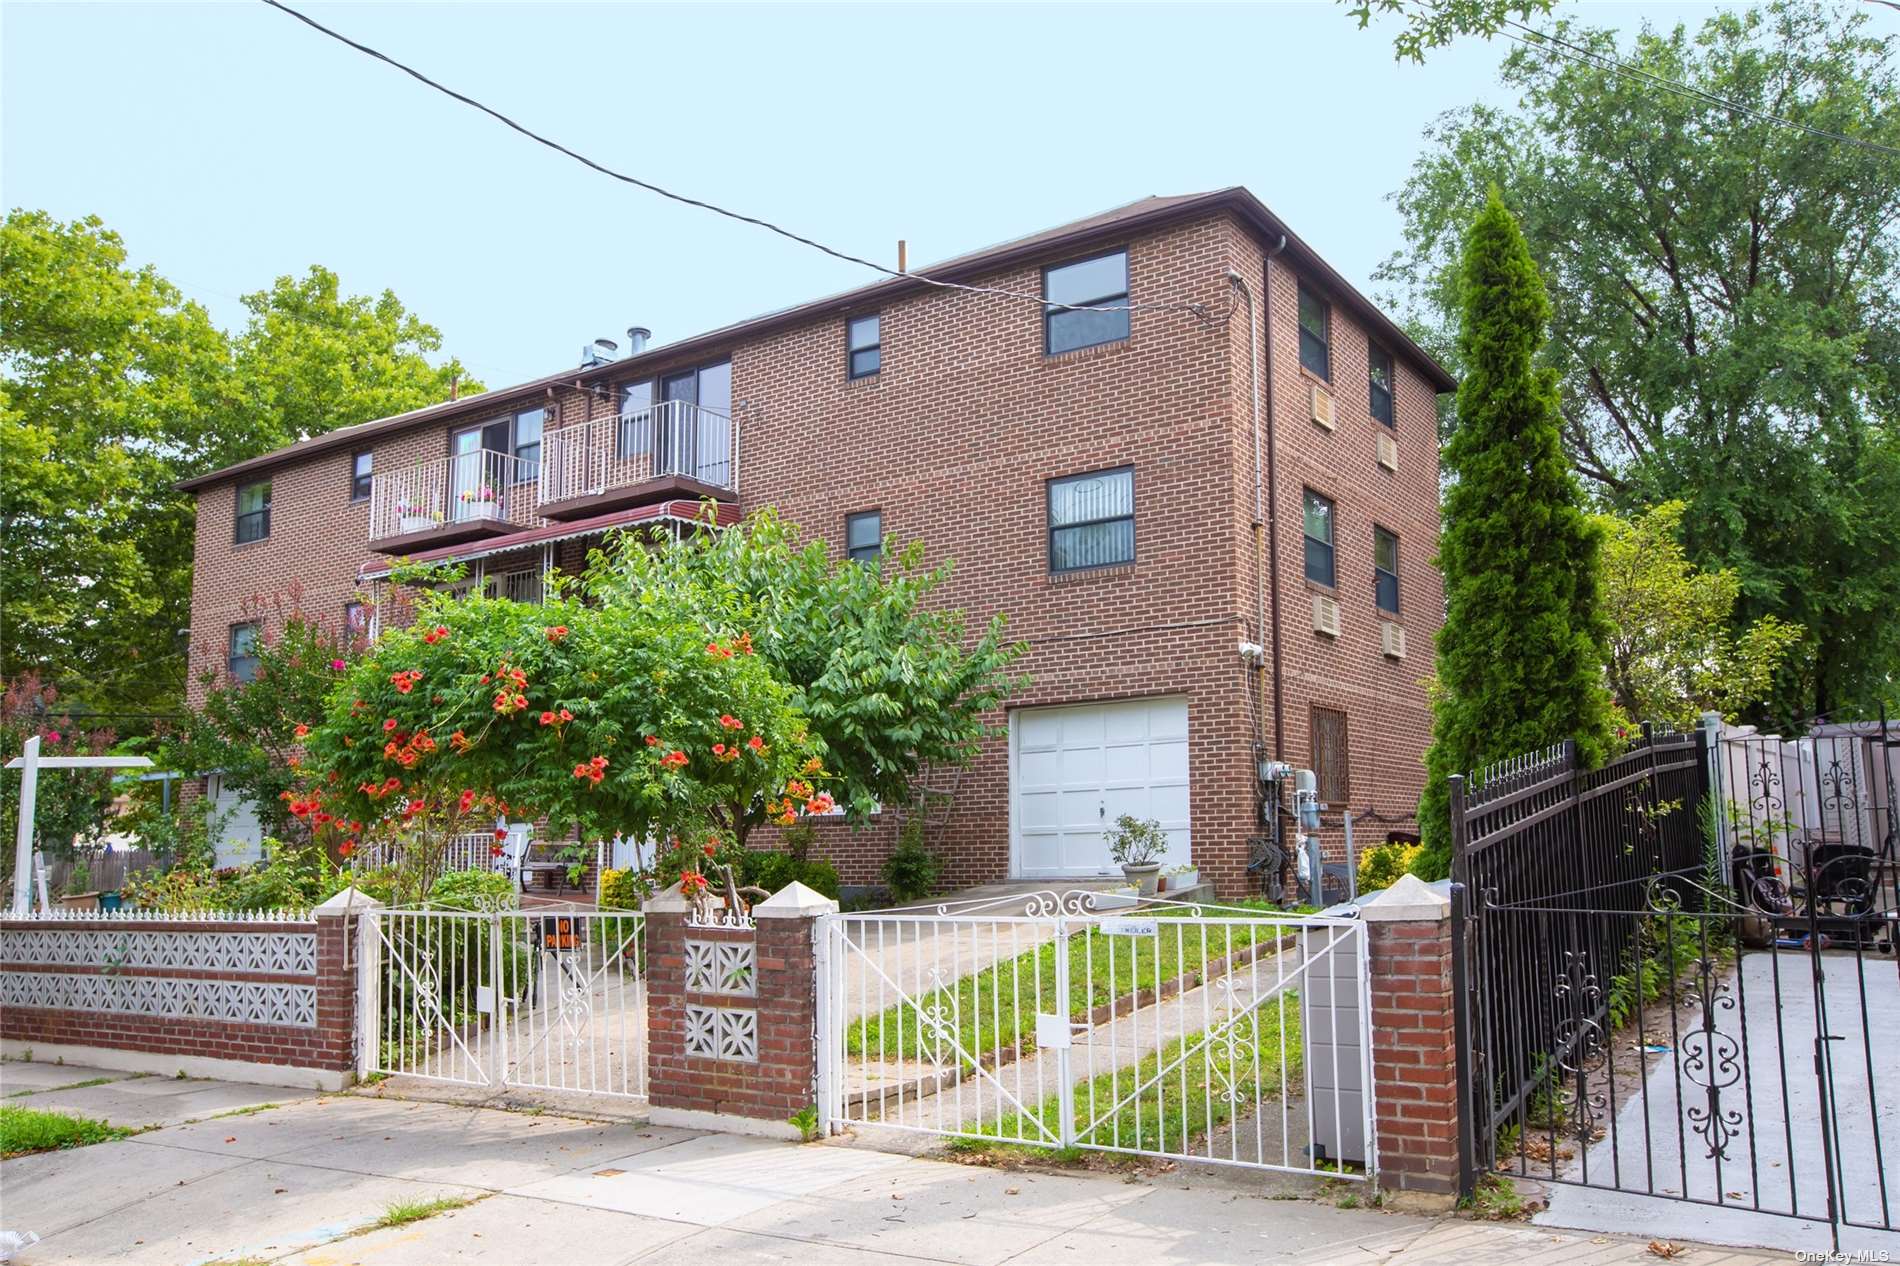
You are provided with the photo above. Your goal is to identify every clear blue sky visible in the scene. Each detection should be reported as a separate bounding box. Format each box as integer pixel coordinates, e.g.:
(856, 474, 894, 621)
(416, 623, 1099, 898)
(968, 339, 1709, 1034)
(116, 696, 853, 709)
(3, 1, 1724, 391)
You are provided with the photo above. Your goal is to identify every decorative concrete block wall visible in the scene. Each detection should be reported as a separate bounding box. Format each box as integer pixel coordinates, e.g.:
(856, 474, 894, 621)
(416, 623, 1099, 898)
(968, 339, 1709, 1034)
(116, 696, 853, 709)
(643, 881, 836, 1137)
(0, 892, 372, 1090)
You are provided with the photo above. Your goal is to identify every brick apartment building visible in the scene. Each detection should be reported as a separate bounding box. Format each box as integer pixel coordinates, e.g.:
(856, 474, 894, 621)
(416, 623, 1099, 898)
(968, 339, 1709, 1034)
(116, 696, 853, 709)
(178, 188, 1453, 897)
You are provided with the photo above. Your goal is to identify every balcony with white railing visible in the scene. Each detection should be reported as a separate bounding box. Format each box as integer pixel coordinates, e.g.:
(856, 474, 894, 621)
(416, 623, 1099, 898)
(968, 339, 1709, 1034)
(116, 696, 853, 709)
(537, 399, 738, 520)
(367, 449, 546, 552)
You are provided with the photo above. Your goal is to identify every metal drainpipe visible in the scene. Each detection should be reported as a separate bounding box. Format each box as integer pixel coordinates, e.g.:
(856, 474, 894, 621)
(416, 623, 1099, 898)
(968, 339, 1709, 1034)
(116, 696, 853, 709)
(1261, 236, 1288, 760)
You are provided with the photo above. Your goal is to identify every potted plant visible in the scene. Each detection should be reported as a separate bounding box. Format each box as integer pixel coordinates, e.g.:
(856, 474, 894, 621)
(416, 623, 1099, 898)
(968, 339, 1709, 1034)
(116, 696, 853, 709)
(1092, 883, 1142, 910)
(58, 861, 100, 911)
(396, 499, 440, 533)
(1107, 814, 1166, 896)
(1162, 862, 1199, 893)
(458, 485, 501, 521)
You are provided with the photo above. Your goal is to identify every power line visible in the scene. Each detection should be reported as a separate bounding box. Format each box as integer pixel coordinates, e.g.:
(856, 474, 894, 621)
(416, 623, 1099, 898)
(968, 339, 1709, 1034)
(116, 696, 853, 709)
(257, 0, 1236, 327)
(1489, 12, 1900, 158)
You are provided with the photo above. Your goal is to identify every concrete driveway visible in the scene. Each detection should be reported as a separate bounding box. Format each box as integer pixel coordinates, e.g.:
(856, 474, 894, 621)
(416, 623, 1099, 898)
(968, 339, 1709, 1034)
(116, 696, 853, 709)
(0, 1084, 1798, 1266)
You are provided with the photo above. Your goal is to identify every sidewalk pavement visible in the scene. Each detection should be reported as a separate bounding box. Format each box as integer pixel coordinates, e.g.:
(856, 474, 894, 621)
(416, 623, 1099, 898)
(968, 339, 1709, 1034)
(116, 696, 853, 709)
(0, 1068, 1798, 1266)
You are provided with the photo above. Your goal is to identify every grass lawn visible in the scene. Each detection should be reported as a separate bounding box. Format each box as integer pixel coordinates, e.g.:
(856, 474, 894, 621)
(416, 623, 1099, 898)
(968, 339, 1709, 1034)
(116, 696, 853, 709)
(0, 1104, 132, 1158)
(844, 900, 1320, 1064)
(952, 985, 1305, 1156)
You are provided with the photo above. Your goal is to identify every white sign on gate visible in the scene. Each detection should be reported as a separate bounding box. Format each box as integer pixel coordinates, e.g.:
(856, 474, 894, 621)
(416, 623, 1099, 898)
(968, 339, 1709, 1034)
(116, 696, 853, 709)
(1099, 918, 1158, 937)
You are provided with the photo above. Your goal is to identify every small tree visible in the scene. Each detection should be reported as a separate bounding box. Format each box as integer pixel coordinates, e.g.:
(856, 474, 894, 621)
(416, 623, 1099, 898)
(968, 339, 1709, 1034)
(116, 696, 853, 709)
(0, 674, 115, 862)
(164, 592, 358, 845)
(586, 508, 1027, 833)
(1415, 188, 1614, 880)
(302, 581, 832, 897)
(1599, 502, 1803, 729)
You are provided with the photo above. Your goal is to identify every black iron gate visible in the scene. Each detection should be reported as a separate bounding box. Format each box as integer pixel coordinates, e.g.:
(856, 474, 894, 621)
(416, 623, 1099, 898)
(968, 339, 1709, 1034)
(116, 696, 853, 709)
(1452, 721, 1899, 1251)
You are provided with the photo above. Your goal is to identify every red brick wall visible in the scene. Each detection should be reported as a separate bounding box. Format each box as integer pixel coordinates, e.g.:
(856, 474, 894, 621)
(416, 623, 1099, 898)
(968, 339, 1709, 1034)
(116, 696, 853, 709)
(645, 912, 817, 1121)
(1366, 916, 1460, 1193)
(0, 916, 357, 1076)
(184, 207, 1444, 897)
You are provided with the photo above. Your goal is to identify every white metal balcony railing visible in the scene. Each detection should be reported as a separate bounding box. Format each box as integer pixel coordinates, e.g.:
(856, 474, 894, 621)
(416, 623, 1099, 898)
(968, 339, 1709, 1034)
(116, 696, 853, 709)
(538, 399, 738, 506)
(368, 449, 542, 543)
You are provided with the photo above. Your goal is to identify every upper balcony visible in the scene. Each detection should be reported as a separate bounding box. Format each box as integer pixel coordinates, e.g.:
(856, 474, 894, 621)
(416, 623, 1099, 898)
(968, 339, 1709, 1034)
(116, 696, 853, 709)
(537, 399, 738, 521)
(368, 449, 546, 554)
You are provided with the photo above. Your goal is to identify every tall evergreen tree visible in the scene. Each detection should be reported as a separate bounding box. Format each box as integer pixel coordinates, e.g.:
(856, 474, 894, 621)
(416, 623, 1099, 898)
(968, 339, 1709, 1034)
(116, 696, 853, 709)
(1415, 188, 1614, 879)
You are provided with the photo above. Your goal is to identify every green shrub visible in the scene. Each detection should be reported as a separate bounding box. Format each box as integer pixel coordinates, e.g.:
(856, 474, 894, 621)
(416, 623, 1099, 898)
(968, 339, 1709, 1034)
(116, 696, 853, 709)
(1357, 839, 1423, 894)
(598, 866, 644, 910)
(881, 819, 940, 903)
(427, 867, 516, 911)
(742, 850, 840, 899)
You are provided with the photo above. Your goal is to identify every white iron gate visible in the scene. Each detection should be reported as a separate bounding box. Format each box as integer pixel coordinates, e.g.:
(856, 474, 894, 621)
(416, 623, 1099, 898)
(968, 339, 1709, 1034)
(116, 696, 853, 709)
(816, 890, 1375, 1179)
(358, 904, 646, 1100)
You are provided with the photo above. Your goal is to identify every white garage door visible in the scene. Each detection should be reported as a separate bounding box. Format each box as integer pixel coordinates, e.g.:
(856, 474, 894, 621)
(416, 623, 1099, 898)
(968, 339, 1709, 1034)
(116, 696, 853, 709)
(1011, 696, 1190, 878)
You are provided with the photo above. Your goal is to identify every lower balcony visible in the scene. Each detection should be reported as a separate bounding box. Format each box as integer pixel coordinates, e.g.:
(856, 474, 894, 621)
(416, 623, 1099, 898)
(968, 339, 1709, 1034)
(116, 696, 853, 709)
(368, 450, 545, 554)
(536, 400, 738, 520)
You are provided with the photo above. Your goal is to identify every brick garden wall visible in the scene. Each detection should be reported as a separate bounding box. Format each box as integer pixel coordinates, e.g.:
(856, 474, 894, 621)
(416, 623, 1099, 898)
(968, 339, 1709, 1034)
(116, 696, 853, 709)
(0, 913, 359, 1088)
(1364, 909, 1461, 1194)
(184, 201, 1445, 898)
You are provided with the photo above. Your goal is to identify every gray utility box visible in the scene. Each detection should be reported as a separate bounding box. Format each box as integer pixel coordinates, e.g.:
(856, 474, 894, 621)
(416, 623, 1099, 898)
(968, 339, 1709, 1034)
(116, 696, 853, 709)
(1300, 913, 1366, 1167)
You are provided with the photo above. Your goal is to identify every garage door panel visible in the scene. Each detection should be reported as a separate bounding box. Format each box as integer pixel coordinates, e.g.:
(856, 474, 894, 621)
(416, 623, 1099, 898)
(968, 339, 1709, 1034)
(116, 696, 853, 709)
(1148, 738, 1190, 782)
(1102, 745, 1151, 784)
(1019, 791, 1062, 830)
(1058, 747, 1105, 783)
(1149, 783, 1191, 823)
(1148, 701, 1189, 740)
(1012, 696, 1192, 878)
(1060, 708, 1106, 747)
(1018, 710, 1063, 750)
(1019, 749, 1063, 784)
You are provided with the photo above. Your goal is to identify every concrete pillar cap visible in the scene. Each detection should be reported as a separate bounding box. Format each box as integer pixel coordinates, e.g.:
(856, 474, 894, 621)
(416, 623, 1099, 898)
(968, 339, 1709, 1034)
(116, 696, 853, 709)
(1360, 873, 1451, 923)
(644, 882, 692, 912)
(313, 887, 384, 916)
(755, 881, 839, 919)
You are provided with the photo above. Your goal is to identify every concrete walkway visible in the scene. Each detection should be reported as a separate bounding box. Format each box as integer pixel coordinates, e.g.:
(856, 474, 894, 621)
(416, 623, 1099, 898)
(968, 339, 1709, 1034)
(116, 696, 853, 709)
(1537, 950, 1900, 1257)
(0, 1085, 1800, 1265)
(0, 1059, 316, 1127)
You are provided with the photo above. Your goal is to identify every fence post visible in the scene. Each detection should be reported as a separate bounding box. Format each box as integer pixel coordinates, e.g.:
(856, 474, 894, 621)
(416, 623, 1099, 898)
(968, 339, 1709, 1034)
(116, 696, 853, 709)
(1364, 874, 1460, 1199)
(356, 904, 382, 1080)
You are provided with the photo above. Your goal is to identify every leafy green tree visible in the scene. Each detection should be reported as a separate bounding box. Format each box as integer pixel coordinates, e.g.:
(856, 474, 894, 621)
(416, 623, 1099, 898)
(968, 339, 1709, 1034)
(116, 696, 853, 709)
(0, 212, 481, 722)
(1377, 0, 1900, 725)
(585, 508, 1028, 828)
(1341, 0, 1552, 62)
(1599, 502, 1804, 729)
(1415, 189, 1615, 880)
(0, 675, 116, 864)
(231, 266, 475, 456)
(160, 595, 358, 845)
(1, 212, 234, 715)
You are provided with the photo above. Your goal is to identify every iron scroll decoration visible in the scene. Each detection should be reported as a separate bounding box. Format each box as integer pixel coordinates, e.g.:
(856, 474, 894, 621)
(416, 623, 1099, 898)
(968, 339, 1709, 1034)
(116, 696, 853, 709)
(1550, 950, 1610, 1141)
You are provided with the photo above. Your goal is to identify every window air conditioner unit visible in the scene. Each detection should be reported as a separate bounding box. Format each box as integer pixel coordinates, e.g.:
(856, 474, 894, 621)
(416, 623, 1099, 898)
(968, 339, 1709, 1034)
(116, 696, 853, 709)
(1377, 432, 1399, 471)
(1381, 621, 1407, 659)
(1310, 383, 1335, 431)
(1312, 594, 1341, 638)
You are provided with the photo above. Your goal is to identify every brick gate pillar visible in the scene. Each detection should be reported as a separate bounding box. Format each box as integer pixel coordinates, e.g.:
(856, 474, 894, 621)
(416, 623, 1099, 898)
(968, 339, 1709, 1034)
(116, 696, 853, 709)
(1362, 873, 1461, 1196)
(646, 880, 837, 1139)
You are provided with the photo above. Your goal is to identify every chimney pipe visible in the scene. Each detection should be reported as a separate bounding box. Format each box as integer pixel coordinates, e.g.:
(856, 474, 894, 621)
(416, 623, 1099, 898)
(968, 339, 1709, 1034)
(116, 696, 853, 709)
(449, 372, 460, 402)
(897, 240, 907, 273)
(626, 327, 650, 355)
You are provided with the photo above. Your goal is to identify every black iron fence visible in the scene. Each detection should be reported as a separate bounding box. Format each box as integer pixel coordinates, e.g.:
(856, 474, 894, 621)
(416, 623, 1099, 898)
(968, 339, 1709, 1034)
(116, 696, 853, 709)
(1452, 719, 1900, 1251)
(1451, 726, 1708, 1180)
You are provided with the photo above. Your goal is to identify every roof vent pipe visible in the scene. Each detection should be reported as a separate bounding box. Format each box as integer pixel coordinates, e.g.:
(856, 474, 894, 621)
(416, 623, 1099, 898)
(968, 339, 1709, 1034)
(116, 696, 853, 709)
(626, 327, 651, 355)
